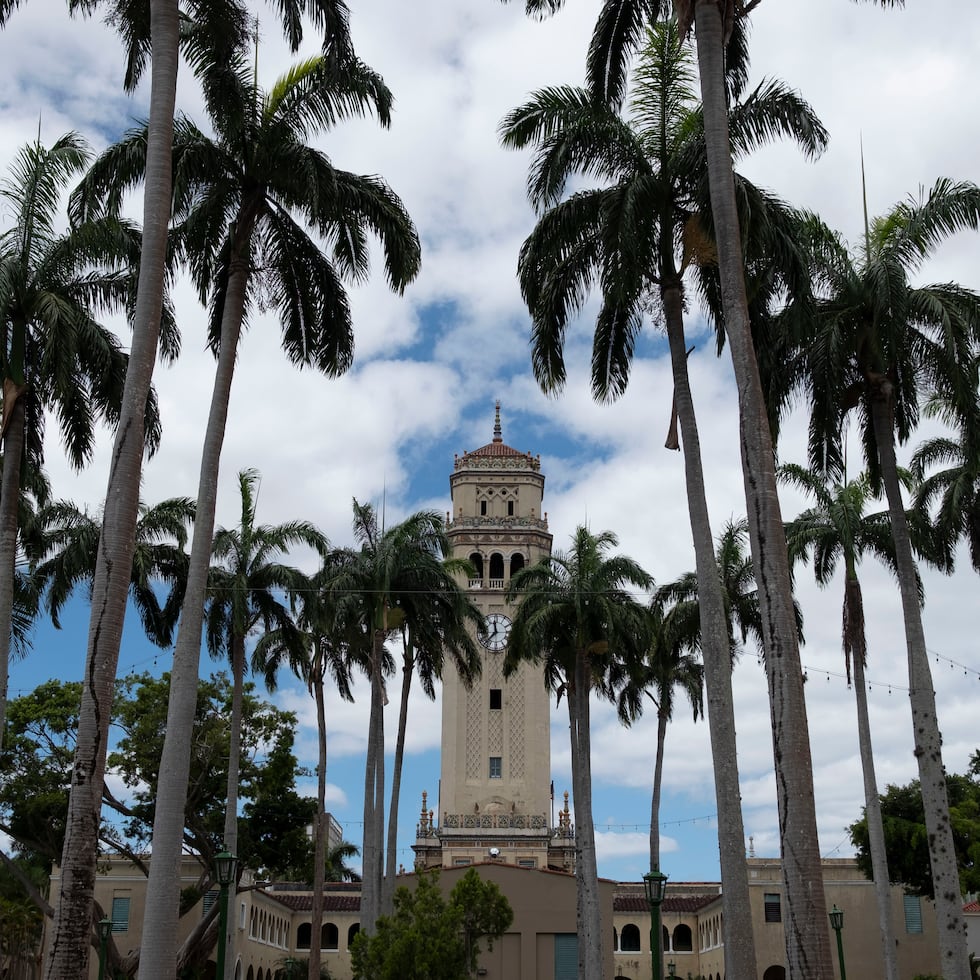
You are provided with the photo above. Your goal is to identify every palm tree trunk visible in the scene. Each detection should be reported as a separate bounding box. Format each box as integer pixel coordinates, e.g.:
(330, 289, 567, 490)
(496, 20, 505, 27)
(868, 388, 969, 980)
(569, 652, 602, 980)
(308, 655, 327, 980)
(692, 5, 833, 977)
(360, 628, 386, 935)
(0, 395, 26, 758)
(137, 249, 249, 980)
(45, 3, 179, 977)
(662, 276, 758, 978)
(221, 630, 246, 980)
(844, 574, 898, 980)
(383, 644, 414, 914)
(650, 707, 667, 877)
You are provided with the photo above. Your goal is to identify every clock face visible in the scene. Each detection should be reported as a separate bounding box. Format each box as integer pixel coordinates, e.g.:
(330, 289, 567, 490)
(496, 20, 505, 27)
(482, 613, 512, 652)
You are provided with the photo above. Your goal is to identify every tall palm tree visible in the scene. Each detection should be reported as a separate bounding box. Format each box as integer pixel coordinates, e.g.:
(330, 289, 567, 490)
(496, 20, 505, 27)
(782, 183, 980, 978)
(780, 463, 904, 980)
(255, 556, 360, 980)
(203, 468, 326, 979)
(383, 557, 482, 912)
(19, 5, 349, 977)
(617, 593, 703, 884)
(505, 526, 651, 980)
(499, 1, 902, 971)
(325, 502, 459, 934)
(498, 21, 823, 973)
(78, 43, 420, 973)
(0, 133, 164, 756)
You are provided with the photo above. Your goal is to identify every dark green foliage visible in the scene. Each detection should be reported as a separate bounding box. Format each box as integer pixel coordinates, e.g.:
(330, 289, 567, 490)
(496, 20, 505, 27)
(350, 869, 513, 980)
(848, 753, 980, 898)
(0, 672, 315, 905)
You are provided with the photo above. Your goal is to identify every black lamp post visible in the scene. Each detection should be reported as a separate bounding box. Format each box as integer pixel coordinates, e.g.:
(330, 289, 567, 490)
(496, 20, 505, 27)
(667, 959, 677, 979)
(829, 904, 846, 980)
(643, 869, 668, 980)
(215, 850, 238, 980)
(97, 917, 113, 980)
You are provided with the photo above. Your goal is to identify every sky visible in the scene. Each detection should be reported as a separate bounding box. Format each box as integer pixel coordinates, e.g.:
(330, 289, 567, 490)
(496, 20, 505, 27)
(2, 0, 980, 888)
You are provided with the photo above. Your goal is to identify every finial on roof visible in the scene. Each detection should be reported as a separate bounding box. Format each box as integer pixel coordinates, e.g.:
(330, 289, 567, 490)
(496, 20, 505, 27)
(493, 400, 502, 443)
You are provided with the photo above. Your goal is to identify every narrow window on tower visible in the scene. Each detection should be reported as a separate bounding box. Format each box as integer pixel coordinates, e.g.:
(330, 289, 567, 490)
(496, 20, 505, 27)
(489, 756, 502, 779)
(480, 500, 487, 516)
(507, 500, 514, 516)
(489, 689, 502, 710)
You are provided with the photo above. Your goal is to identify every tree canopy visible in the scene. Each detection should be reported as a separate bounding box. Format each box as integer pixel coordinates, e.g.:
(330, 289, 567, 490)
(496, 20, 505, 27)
(848, 752, 980, 899)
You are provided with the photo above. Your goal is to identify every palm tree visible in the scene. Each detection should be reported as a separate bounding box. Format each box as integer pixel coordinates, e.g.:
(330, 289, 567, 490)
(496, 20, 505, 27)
(254, 556, 360, 980)
(78, 43, 420, 973)
(21, 5, 350, 977)
(201, 468, 327, 979)
(498, 21, 825, 972)
(780, 463, 904, 980)
(325, 502, 460, 934)
(505, 526, 651, 980)
(382, 551, 483, 913)
(499, 1, 903, 971)
(618, 594, 703, 883)
(30, 495, 194, 647)
(0, 133, 163, 757)
(782, 183, 980, 978)
(911, 385, 980, 575)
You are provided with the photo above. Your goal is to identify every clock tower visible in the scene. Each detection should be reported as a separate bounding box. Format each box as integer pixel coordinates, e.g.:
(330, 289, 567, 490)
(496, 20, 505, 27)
(414, 404, 575, 872)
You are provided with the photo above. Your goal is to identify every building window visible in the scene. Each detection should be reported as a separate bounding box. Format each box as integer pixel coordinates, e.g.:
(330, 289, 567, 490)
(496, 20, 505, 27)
(518, 858, 537, 869)
(239, 901, 246, 929)
(296, 923, 312, 949)
(620, 924, 641, 952)
(672, 924, 693, 952)
(489, 756, 502, 778)
(321, 922, 339, 951)
(555, 934, 577, 980)
(111, 895, 131, 933)
(454, 858, 472, 866)
(904, 895, 923, 934)
(480, 500, 488, 516)
(764, 893, 781, 923)
(490, 689, 502, 710)
(508, 500, 515, 516)
(348, 924, 360, 949)
(202, 889, 218, 917)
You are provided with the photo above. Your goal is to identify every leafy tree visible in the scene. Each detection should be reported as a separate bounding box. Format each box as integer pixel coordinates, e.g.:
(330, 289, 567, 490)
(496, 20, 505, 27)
(848, 754, 980, 900)
(505, 526, 650, 980)
(0, 671, 314, 976)
(350, 869, 512, 980)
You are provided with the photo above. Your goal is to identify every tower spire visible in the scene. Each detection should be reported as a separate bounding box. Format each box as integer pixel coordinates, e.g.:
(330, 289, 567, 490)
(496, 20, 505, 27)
(493, 400, 502, 443)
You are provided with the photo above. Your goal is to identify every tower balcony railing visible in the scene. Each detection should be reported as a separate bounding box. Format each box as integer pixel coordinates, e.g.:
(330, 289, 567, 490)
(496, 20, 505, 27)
(448, 515, 549, 532)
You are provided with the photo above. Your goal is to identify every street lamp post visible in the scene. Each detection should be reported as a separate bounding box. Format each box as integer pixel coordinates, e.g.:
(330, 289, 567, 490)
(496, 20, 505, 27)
(215, 850, 238, 980)
(97, 917, 113, 980)
(643, 869, 668, 980)
(667, 959, 677, 979)
(829, 904, 846, 980)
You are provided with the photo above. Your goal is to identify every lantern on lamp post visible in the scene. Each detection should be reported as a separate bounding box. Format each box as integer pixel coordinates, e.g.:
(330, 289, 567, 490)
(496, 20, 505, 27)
(829, 904, 846, 980)
(643, 869, 668, 980)
(97, 917, 113, 980)
(215, 850, 238, 980)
